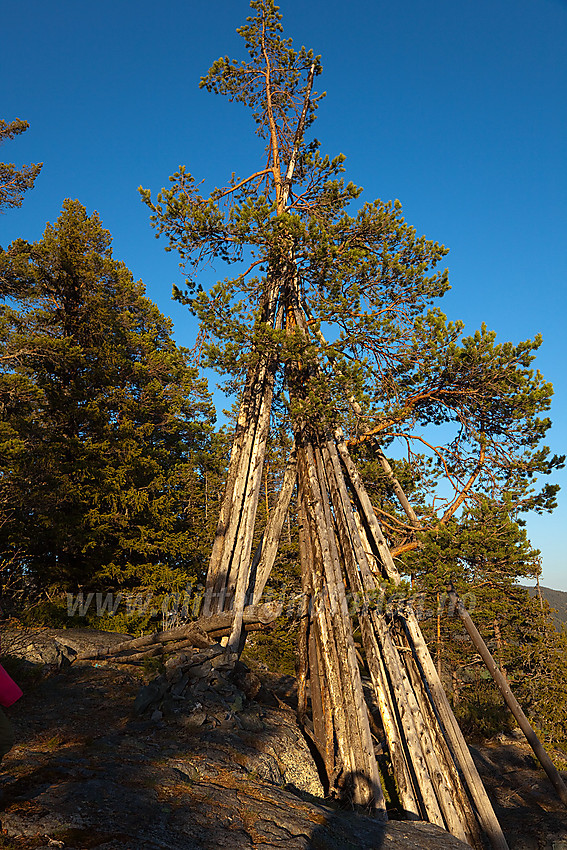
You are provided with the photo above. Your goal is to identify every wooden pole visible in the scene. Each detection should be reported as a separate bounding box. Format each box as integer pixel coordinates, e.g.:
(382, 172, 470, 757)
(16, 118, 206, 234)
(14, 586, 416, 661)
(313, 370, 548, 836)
(298, 485, 334, 777)
(203, 364, 271, 613)
(447, 583, 567, 809)
(249, 449, 297, 603)
(375, 447, 421, 528)
(401, 611, 511, 850)
(218, 359, 277, 610)
(333, 429, 400, 583)
(297, 449, 354, 791)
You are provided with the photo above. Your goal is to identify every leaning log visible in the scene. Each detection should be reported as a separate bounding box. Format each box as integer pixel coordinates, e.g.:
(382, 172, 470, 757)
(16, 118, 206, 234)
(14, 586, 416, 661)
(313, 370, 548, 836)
(203, 279, 281, 615)
(249, 449, 297, 604)
(399, 620, 484, 849)
(320, 438, 421, 818)
(311, 440, 385, 812)
(447, 583, 567, 809)
(333, 430, 510, 847)
(323, 435, 466, 832)
(401, 612, 510, 850)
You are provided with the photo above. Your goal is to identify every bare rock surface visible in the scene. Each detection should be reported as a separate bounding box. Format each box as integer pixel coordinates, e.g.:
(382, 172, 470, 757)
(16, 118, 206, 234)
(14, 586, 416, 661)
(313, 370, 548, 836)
(470, 735, 567, 850)
(1, 626, 565, 849)
(1, 626, 133, 667)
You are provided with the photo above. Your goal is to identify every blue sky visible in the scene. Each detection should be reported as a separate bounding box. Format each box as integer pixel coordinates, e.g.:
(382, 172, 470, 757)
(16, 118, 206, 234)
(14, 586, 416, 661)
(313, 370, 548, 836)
(2, 0, 566, 590)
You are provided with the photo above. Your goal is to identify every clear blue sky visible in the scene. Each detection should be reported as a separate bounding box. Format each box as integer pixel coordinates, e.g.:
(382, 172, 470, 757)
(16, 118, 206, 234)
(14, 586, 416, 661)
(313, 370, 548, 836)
(2, 0, 566, 589)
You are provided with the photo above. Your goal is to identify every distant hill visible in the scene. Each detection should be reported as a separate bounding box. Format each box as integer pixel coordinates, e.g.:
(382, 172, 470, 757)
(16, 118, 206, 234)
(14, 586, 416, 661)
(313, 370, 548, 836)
(523, 585, 567, 630)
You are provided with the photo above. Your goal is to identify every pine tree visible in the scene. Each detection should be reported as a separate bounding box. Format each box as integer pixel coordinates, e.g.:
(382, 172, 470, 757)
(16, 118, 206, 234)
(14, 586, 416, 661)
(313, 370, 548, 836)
(139, 0, 566, 811)
(140, 0, 562, 549)
(513, 597, 567, 751)
(402, 500, 567, 740)
(0, 200, 216, 597)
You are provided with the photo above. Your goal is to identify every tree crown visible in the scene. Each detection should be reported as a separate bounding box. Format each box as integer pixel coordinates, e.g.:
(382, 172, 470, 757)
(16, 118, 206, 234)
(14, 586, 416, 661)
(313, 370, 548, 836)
(140, 0, 563, 530)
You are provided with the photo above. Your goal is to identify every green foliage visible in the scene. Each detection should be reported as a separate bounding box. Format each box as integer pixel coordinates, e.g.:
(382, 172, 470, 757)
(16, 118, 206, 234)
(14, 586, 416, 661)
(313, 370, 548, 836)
(405, 501, 567, 748)
(453, 680, 515, 741)
(243, 616, 297, 676)
(0, 201, 218, 597)
(140, 0, 562, 534)
(406, 498, 541, 602)
(511, 604, 567, 751)
(141, 654, 165, 677)
(16, 600, 86, 629)
(405, 497, 540, 693)
(0, 118, 42, 211)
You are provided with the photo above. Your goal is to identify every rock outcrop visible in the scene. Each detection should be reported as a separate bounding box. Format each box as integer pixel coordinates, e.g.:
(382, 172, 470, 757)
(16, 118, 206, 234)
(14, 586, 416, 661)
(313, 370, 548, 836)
(1, 627, 566, 849)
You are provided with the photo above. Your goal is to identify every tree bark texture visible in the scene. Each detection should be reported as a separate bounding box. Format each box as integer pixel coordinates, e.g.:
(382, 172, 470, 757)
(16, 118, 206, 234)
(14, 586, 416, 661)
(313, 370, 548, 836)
(316, 425, 508, 846)
(295, 433, 387, 814)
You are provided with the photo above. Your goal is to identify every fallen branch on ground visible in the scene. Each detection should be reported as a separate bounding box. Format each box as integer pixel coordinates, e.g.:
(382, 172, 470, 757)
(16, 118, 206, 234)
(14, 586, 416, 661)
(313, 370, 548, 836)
(74, 602, 282, 662)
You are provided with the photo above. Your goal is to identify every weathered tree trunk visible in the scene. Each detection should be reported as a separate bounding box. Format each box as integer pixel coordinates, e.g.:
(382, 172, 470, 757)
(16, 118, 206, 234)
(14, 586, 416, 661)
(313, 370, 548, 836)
(334, 429, 510, 846)
(399, 621, 484, 849)
(249, 449, 297, 604)
(295, 436, 386, 813)
(402, 613, 511, 850)
(226, 368, 279, 649)
(296, 501, 312, 727)
(203, 279, 283, 619)
(331, 429, 511, 847)
(322, 444, 421, 818)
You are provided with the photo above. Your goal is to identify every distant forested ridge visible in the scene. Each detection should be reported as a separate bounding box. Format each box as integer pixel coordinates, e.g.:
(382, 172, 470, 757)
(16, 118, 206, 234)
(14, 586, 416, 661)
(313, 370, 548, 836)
(524, 585, 567, 629)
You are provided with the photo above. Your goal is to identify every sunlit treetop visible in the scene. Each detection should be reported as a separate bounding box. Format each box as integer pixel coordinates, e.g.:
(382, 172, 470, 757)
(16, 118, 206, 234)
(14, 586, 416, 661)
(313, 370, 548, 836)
(0, 119, 43, 212)
(140, 0, 563, 533)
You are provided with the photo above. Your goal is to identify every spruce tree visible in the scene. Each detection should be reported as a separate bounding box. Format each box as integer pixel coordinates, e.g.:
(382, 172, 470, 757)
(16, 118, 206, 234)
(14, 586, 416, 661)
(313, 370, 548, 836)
(0, 200, 216, 596)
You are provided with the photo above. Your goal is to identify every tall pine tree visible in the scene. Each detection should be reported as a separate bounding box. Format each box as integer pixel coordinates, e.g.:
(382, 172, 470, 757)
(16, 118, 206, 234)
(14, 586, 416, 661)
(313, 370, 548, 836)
(140, 0, 562, 549)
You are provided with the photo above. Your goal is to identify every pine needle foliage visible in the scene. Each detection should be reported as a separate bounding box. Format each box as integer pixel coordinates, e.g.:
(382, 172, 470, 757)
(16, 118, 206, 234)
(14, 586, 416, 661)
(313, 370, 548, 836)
(0, 118, 42, 211)
(140, 0, 562, 541)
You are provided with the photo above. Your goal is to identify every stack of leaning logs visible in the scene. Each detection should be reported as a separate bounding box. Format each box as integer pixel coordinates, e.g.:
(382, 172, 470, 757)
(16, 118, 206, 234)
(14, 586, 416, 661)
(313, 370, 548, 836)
(195, 275, 515, 848)
(293, 422, 507, 848)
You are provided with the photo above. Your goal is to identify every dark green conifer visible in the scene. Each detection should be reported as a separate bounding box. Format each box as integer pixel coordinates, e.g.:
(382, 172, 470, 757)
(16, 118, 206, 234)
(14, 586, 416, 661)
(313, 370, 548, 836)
(0, 200, 216, 596)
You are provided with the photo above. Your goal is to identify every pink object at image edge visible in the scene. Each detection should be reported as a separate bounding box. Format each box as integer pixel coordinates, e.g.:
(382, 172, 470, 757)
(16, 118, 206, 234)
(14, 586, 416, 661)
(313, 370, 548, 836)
(0, 663, 23, 707)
